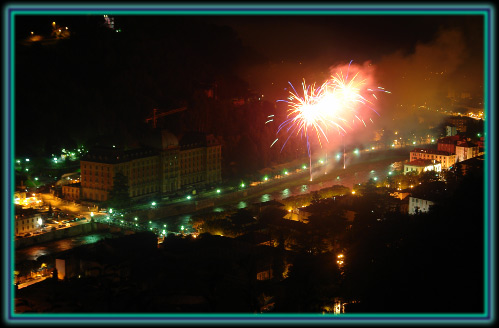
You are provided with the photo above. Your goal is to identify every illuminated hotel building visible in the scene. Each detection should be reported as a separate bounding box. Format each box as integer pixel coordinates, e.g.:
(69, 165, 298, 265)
(409, 148, 456, 170)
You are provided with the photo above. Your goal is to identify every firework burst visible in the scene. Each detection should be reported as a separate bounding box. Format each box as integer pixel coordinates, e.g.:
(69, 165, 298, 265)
(274, 61, 389, 181)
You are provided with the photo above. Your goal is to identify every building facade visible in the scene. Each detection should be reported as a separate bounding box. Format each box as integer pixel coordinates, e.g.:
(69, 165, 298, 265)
(455, 141, 479, 162)
(62, 183, 81, 201)
(408, 197, 435, 215)
(79, 131, 222, 203)
(404, 159, 442, 175)
(410, 148, 456, 170)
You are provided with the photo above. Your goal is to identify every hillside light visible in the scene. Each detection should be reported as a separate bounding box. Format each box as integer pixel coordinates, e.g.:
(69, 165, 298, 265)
(187, 195, 191, 200)
(35, 177, 38, 181)
(336, 154, 341, 159)
(25, 158, 30, 162)
(109, 208, 113, 214)
(163, 224, 167, 227)
(264, 177, 268, 181)
(373, 177, 378, 181)
(162, 230, 166, 235)
(388, 172, 392, 175)
(181, 226, 184, 230)
(241, 183, 245, 188)
(302, 165, 307, 169)
(134, 217, 138, 221)
(149, 221, 152, 224)
(16, 160, 20, 164)
(413, 141, 416, 145)
(284, 171, 288, 175)
(354, 149, 359, 154)
(90, 212, 94, 217)
(371, 147, 375, 150)
(25, 168, 29, 171)
(151, 202, 156, 206)
(216, 189, 221, 193)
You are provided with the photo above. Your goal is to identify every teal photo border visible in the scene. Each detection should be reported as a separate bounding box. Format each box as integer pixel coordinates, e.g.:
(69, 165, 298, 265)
(2, 3, 495, 326)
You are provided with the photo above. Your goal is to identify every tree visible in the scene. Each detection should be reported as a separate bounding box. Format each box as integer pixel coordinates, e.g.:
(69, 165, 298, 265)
(107, 172, 130, 208)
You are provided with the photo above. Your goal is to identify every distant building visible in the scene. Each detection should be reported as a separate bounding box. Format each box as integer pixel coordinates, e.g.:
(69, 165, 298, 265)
(79, 130, 221, 203)
(404, 159, 442, 175)
(437, 135, 461, 154)
(410, 148, 456, 170)
(408, 197, 435, 215)
(62, 182, 81, 201)
(15, 208, 43, 235)
(448, 117, 467, 132)
(455, 141, 479, 162)
(446, 125, 457, 137)
(80, 147, 159, 202)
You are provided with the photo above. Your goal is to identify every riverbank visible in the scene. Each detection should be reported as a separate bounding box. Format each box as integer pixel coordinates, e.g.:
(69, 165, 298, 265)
(15, 222, 110, 250)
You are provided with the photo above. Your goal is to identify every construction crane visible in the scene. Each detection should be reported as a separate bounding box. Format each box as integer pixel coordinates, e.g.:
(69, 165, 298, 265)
(145, 107, 187, 128)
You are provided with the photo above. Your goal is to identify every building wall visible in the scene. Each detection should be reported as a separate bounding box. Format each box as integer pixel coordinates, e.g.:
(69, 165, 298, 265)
(410, 151, 456, 170)
(160, 149, 181, 193)
(126, 155, 160, 198)
(62, 184, 80, 200)
(80, 138, 221, 202)
(408, 197, 435, 215)
(404, 163, 441, 175)
(456, 145, 479, 162)
(15, 214, 41, 235)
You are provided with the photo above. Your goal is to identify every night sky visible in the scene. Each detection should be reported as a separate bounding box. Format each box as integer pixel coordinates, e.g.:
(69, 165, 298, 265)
(15, 13, 484, 157)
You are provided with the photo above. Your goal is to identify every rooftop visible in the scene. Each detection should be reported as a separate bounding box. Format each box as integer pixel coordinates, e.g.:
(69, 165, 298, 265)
(411, 148, 453, 156)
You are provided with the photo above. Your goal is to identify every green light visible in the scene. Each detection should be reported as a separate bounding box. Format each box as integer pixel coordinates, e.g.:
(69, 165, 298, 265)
(413, 141, 416, 145)
(373, 177, 378, 181)
(35, 177, 38, 181)
(284, 171, 288, 175)
(187, 195, 191, 200)
(302, 165, 307, 169)
(336, 154, 341, 159)
(25, 168, 29, 171)
(134, 217, 138, 221)
(149, 221, 152, 224)
(150, 227, 153, 230)
(181, 225, 184, 230)
(241, 183, 245, 188)
(354, 149, 359, 154)
(151, 202, 156, 206)
(319, 160, 324, 164)
(431, 139, 435, 142)
(16, 160, 20, 164)
(163, 224, 167, 227)
(25, 158, 30, 162)
(264, 177, 268, 181)
(109, 208, 113, 213)
(388, 172, 392, 175)
(216, 189, 221, 193)
(391, 144, 395, 147)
